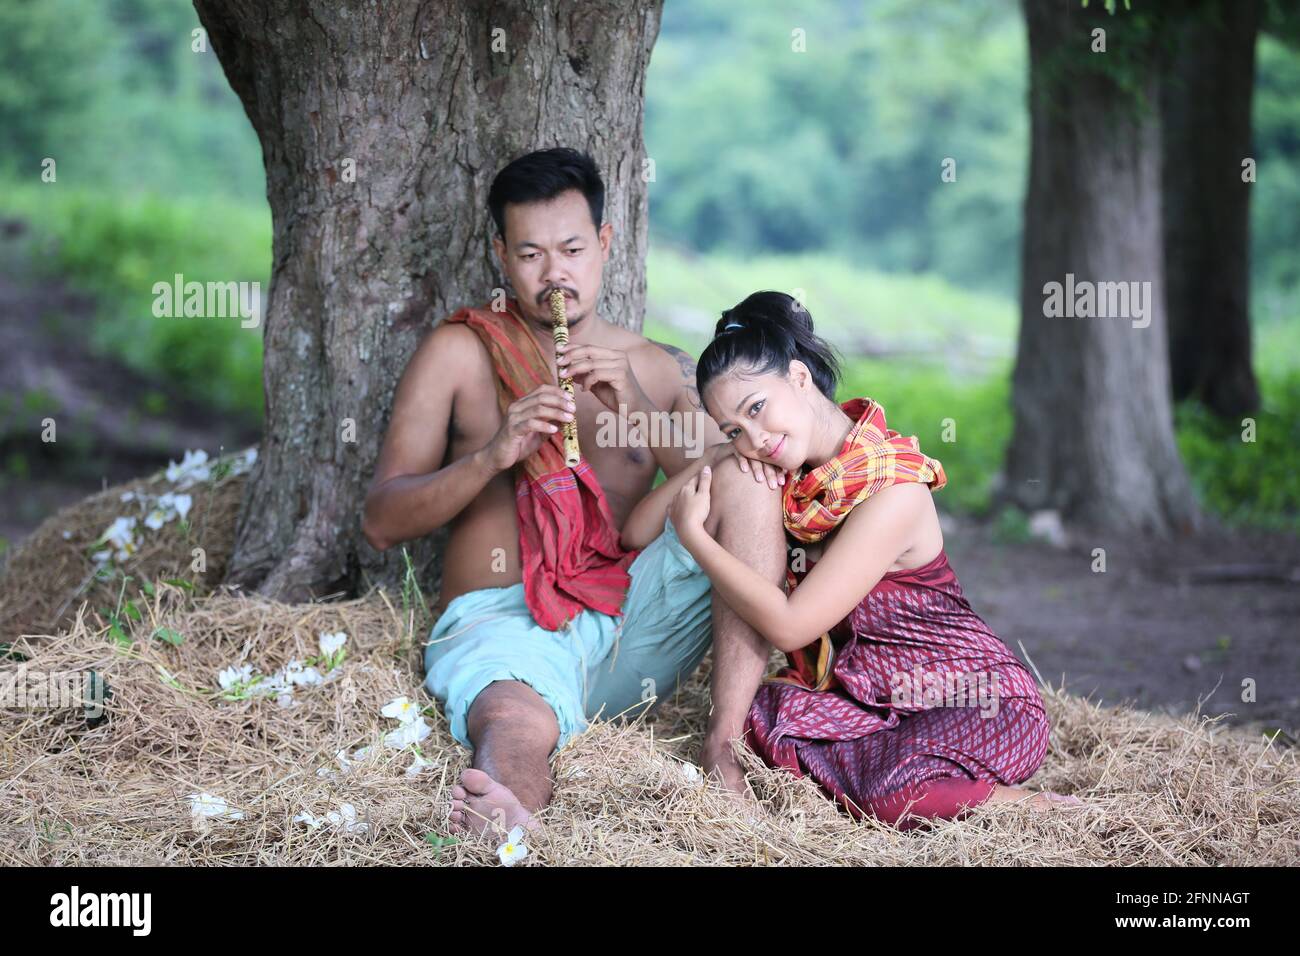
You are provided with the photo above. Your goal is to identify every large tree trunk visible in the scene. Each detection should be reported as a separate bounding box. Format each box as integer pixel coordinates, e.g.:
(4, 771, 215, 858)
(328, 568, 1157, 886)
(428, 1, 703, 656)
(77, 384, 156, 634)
(1005, 0, 1200, 534)
(1162, 0, 1261, 417)
(191, 0, 663, 601)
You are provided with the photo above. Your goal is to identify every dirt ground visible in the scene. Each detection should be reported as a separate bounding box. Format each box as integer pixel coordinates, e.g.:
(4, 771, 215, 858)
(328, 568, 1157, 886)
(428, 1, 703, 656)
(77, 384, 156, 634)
(943, 517, 1300, 740)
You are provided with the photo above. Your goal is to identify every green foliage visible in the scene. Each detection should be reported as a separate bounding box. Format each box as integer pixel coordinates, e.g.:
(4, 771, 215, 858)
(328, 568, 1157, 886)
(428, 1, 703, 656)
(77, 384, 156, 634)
(1175, 368, 1300, 531)
(647, 0, 1030, 293)
(1252, 35, 1300, 307)
(0, 0, 264, 202)
(838, 357, 1012, 516)
(2, 178, 269, 417)
(990, 505, 1034, 545)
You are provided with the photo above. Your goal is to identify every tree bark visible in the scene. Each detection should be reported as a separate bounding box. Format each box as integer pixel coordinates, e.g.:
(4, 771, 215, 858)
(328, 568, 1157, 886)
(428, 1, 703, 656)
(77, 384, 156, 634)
(191, 0, 663, 601)
(1162, 0, 1261, 416)
(1006, 0, 1200, 534)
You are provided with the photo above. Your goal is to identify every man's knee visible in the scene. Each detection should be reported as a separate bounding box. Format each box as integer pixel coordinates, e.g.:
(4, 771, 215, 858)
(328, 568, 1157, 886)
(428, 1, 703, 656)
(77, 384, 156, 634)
(707, 455, 784, 523)
(466, 680, 560, 742)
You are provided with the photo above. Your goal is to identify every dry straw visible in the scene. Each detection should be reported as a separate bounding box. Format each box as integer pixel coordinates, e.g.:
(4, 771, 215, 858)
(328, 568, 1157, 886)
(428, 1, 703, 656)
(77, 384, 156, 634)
(1, 471, 1297, 866)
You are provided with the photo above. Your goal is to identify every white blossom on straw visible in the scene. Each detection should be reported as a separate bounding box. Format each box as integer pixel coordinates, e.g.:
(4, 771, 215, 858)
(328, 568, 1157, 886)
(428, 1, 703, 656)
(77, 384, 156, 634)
(187, 792, 243, 822)
(405, 751, 434, 778)
(319, 631, 348, 656)
(217, 664, 254, 691)
(383, 717, 431, 749)
(381, 696, 420, 725)
(325, 803, 368, 834)
(166, 449, 211, 488)
(497, 826, 529, 866)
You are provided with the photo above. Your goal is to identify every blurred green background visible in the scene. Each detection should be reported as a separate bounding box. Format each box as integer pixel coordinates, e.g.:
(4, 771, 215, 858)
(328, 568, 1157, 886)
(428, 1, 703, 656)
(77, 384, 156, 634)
(1, 0, 1297, 539)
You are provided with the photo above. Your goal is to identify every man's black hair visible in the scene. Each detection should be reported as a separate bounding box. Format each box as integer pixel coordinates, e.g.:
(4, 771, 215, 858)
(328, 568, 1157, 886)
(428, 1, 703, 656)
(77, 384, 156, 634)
(488, 147, 605, 242)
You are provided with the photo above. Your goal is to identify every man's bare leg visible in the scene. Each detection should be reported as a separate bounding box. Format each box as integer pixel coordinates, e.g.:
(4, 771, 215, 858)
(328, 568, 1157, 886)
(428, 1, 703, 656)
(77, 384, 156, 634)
(699, 456, 786, 793)
(449, 680, 559, 838)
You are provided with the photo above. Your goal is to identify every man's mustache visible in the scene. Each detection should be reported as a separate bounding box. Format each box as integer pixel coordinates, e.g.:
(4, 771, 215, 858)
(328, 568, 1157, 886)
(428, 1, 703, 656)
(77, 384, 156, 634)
(539, 286, 578, 305)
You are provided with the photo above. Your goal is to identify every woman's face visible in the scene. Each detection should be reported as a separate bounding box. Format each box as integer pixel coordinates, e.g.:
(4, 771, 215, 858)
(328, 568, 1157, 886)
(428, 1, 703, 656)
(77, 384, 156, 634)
(702, 362, 815, 472)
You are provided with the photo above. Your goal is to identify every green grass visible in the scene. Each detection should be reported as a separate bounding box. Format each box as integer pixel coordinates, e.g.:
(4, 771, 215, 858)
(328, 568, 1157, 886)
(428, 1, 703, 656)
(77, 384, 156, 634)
(1175, 368, 1300, 532)
(646, 242, 1016, 361)
(1, 178, 269, 418)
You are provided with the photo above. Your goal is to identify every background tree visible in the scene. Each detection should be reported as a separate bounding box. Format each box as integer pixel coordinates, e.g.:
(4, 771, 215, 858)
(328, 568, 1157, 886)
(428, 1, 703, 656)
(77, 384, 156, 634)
(1162, 0, 1262, 417)
(190, 0, 664, 600)
(1005, 0, 1200, 533)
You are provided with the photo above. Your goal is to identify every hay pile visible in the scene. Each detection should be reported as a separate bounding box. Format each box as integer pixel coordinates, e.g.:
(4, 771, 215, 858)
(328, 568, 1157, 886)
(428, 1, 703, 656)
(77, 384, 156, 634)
(3, 580, 1297, 866)
(3, 466, 1297, 864)
(0, 453, 247, 641)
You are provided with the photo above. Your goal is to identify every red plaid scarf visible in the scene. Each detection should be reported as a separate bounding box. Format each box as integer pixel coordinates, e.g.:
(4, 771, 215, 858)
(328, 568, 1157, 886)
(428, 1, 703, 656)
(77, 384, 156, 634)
(784, 397, 946, 543)
(772, 397, 946, 689)
(444, 299, 639, 631)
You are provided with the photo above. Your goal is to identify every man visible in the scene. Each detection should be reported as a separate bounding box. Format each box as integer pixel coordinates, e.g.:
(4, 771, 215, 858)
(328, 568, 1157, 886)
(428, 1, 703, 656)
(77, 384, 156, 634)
(363, 147, 785, 836)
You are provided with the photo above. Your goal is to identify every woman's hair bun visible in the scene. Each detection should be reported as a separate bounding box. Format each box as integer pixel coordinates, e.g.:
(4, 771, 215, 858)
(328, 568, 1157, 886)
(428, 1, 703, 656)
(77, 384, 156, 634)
(699, 291, 842, 401)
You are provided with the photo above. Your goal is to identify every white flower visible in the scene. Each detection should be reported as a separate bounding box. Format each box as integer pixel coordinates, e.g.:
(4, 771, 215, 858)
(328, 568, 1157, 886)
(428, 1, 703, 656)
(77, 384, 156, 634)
(217, 664, 254, 690)
(166, 449, 211, 488)
(98, 516, 138, 562)
(144, 508, 167, 531)
(158, 491, 192, 521)
(61, 530, 73, 540)
(230, 447, 257, 475)
(383, 717, 431, 749)
(246, 671, 286, 698)
(276, 692, 296, 709)
(679, 761, 703, 785)
(120, 492, 135, 502)
(91, 550, 111, 565)
(497, 826, 529, 866)
(325, 803, 367, 833)
(187, 792, 243, 821)
(284, 660, 323, 686)
(318, 746, 368, 779)
(319, 631, 348, 656)
(405, 751, 434, 778)
(381, 696, 420, 725)
(295, 804, 366, 833)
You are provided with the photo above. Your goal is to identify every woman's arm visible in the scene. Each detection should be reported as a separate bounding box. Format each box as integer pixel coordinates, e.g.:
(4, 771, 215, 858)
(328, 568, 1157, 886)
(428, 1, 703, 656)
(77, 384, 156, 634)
(621, 442, 732, 550)
(672, 477, 929, 652)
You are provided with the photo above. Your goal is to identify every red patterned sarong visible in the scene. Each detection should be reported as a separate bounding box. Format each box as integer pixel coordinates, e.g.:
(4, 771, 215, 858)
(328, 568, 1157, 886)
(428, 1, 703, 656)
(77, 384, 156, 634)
(445, 299, 638, 631)
(745, 551, 1051, 830)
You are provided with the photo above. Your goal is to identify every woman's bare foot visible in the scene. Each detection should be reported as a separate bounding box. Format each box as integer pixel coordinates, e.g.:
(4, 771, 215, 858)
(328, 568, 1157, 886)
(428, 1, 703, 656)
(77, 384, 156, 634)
(987, 784, 1084, 810)
(701, 736, 754, 799)
(449, 768, 538, 839)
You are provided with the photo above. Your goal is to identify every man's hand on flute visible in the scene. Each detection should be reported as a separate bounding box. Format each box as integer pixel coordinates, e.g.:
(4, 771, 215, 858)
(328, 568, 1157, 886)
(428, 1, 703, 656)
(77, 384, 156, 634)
(481, 383, 577, 472)
(555, 341, 654, 416)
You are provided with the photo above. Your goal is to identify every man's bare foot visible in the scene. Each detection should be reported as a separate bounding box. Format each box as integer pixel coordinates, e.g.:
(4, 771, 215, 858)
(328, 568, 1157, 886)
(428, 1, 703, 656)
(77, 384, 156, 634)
(987, 784, 1084, 811)
(449, 768, 538, 839)
(701, 736, 754, 799)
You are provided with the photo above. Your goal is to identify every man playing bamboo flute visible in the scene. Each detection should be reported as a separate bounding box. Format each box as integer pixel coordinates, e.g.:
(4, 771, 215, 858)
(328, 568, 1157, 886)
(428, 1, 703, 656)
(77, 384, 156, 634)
(362, 148, 787, 837)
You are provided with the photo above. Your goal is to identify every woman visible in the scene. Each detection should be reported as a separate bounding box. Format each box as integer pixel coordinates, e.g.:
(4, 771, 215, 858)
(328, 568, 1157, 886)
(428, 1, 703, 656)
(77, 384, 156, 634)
(632, 291, 1081, 830)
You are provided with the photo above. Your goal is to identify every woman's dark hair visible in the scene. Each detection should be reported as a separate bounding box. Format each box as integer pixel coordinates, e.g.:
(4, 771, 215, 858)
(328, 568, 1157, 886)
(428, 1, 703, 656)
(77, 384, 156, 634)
(488, 147, 605, 242)
(696, 291, 842, 407)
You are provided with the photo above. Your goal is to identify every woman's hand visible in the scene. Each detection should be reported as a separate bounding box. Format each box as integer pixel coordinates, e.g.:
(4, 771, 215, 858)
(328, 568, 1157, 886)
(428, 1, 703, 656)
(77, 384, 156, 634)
(670, 464, 713, 539)
(704, 441, 787, 490)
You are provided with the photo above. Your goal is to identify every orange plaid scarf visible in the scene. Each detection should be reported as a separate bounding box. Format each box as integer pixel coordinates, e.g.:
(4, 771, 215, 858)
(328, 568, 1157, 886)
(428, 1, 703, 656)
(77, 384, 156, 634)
(444, 298, 638, 631)
(771, 396, 946, 690)
(783, 397, 946, 542)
